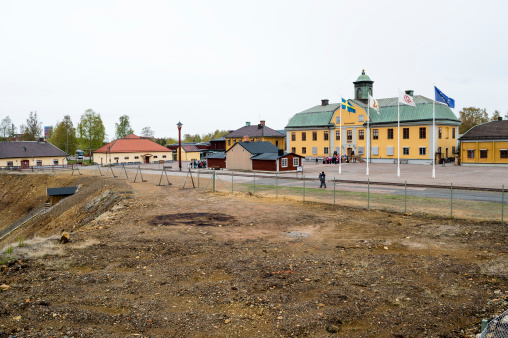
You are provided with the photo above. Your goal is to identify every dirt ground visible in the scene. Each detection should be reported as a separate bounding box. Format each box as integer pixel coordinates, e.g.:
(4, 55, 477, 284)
(0, 172, 507, 337)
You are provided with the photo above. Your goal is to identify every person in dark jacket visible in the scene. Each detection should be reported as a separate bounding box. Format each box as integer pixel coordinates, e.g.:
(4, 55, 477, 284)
(319, 171, 326, 188)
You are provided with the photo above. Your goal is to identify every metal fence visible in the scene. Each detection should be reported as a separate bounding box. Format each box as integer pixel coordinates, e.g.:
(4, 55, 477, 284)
(481, 309, 508, 338)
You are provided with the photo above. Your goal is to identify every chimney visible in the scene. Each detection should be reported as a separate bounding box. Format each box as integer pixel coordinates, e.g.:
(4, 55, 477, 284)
(405, 90, 414, 97)
(321, 99, 329, 106)
(260, 120, 265, 126)
(243, 136, 250, 142)
(246, 122, 251, 126)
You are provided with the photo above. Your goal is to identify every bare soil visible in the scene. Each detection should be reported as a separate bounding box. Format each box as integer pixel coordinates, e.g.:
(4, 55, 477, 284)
(0, 172, 507, 337)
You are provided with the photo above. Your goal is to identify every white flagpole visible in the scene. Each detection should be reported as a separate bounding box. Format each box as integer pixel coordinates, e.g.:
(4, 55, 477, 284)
(432, 84, 436, 179)
(339, 100, 342, 175)
(397, 90, 400, 177)
(366, 98, 370, 176)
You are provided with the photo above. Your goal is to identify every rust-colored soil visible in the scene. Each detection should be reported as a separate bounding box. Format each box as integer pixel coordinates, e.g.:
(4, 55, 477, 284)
(0, 172, 507, 337)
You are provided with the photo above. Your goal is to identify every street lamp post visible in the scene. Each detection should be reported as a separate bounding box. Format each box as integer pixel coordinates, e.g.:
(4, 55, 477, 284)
(177, 121, 183, 171)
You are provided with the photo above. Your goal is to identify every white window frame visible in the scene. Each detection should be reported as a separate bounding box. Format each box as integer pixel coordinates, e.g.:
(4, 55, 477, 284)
(419, 147, 426, 156)
(281, 158, 288, 168)
(372, 146, 379, 156)
(357, 146, 364, 155)
(386, 146, 394, 156)
(293, 157, 299, 167)
(324, 147, 329, 154)
(358, 115, 364, 122)
(403, 147, 409, 155)
(335, 116, 341, 124)
(312, 147, 317, 155)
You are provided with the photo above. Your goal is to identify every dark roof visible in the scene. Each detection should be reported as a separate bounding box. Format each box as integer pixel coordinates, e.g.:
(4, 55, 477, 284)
(459, 120, 508, 140)
(251, 152, 305, 160)
(47, 187, 78, 196)
(225, 125, 285, 138)
(205, 152, 226, 159)
(0, 141, 68, 159)
(182, 145, 200, 152)
(211, 137, 225, 142)
(227, 141, 279, 155)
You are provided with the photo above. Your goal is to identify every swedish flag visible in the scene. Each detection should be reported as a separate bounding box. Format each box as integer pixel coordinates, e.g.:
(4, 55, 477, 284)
(342, 98, 356, 113)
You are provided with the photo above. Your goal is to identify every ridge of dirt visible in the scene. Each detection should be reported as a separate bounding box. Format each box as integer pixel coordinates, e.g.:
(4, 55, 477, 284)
(0, 172, 507, 337)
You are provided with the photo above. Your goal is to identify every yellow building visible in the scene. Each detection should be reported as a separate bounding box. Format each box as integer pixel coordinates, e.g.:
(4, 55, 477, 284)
(0, 141, 68, 168)
(225, 121, 285, 151)
(459, 119, 508, 165)
(285, 70, 460, 163)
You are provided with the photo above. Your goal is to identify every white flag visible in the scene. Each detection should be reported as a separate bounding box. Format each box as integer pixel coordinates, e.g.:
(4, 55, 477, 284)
(399, 91, 416, 107)
(368, 94, 380, 114)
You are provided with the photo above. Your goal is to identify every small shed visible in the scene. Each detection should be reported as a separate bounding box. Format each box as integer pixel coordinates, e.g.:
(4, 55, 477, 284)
(251, 152, 305, 172)
(47, 187, 78, 205)
(205, 152, 226, 169)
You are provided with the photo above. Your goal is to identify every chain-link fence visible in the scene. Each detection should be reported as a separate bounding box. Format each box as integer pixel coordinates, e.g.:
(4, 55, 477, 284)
(481, 309, 508, 338)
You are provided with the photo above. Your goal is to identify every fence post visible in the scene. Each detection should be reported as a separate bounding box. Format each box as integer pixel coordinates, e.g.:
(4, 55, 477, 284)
(213, 171, 216, 192)
(404, 180, 407, 214)
(276, 173, 278, 198)
(333, 177, 336, 205)
(502, 184, 504, 223)
(450, 183, 453, 218)
(368, 179, 370, 209)
(253, 172, 256, 195)
(231, 172, 234, 193)
(303, 175, 305, 202)
(197, 171, 200, 189)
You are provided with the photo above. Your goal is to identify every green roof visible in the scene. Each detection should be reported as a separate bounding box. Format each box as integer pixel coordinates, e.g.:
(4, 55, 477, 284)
(285, 103, 340, 128)
(350, 96, 460, 125)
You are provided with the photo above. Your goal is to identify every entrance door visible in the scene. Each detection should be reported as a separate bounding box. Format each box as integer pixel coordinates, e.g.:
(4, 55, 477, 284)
(445, 148, 449, 158)
(347, 148, 352, 156)
(21, 160, 29, 169)
(145, 156, 150, 164)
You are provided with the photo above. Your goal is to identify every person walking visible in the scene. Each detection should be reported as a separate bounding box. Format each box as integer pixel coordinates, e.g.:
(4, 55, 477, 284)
(319, 171, 326, 188)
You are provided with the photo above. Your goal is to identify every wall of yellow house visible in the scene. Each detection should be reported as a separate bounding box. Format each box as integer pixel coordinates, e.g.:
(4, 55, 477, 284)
(0, 156, 67, 167)
(225, 136, 284, 151)
(174, 149, 202, 161)
(288, 129, 333, 157)
(460, 141, 508, 164)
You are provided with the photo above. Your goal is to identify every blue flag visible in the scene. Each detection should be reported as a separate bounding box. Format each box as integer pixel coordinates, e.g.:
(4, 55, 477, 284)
(341, 98, 356, 113)
(435, 86, 455, 108)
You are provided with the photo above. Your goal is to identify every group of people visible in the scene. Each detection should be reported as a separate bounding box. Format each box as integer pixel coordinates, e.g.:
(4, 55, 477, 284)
(317, 153, 354, 164)
(190, 160, 207, 169)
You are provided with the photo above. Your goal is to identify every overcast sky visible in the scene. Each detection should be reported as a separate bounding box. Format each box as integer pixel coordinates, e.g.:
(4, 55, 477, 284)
(1, 0, 507, 141)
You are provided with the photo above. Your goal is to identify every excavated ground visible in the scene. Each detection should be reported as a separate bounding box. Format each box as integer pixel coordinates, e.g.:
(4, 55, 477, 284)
(0, 172, 507, 337)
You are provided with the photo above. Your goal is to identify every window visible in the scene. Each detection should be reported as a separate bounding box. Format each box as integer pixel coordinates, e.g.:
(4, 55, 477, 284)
(403, 147, 409, 155)
(357, 147, 364, 155)
(293, 158, 299, 166)
(335, 130, 340, 140)
(124, 156, 129, 160)
(359, 115, 364, 122)
(324, 147, 329, 154)
(372, 146, 379, 156)
(37, 160, 42, 166)
(403, 128, 409, 139)
(452, 147, 455, 155)
(291, 132, 296, 141)
(336, 116, 341, 124)
(276, 141, 279, 147)
(281, 158, 288, 167)
(134, 156, 139, 159)
(358, 130, 364, 140)
(302, 132, 307, 141)
(163, 155, 167, 158)
(228, 139, 231, 146)
(312, 132, 317, 141)
(257, 139, 261, 142)
(480, 149, 488, 158)
(347, 130, 352, 141)
(419, 127, 426, 139)
(387, 128, 394, 139)
(302, 147, 307, 154)
(452, 128, 456, 139)
(291, 147, 296, 153)
(312, 147, 317, 154)
(467, 149, 474, 158)
(7, 161, 13, 167)
(419, 147, 426, 156)
(114, 157, 119, 160)
(501, 150, 508, 158)
(154, 156, 158, 158)
(438, 127, 442, 139)
(372, 129, 379, 140)
(386, 146, 394, 156)
(234, 139, 237, 143)
(324, 131, 329, 141)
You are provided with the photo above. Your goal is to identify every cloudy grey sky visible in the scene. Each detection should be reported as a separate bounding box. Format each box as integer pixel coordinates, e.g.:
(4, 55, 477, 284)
(1, 0, 507, 140)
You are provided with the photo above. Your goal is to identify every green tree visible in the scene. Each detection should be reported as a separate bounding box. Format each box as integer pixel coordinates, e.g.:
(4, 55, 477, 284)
(0, 116, 12, 137)
(183, 133, 201, 143)
(491, 110, 501, 121)
(20, 111, 42, 141)
(77, 109, 106, 163)
(115, 115, 134, 139)
(49, 115, 78, 155)
(201, 129, 229, 142)
(141, 126, 154, 138)
(459, 107, 489, 134)
(166, 137, 177, 145)
(8, 124, 17, 139)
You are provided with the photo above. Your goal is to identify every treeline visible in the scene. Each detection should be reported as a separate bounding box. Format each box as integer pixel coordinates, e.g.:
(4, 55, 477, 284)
(459, 108, 508, 134)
